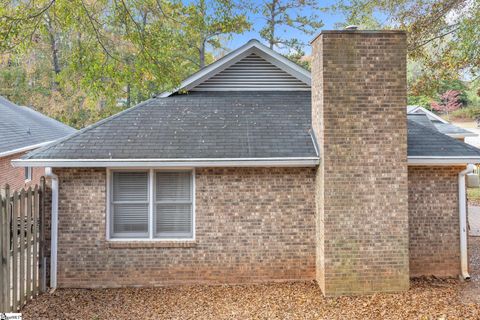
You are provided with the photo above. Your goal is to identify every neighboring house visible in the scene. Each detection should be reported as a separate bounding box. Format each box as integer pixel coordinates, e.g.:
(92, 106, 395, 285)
(13, 31, 480, 297)
(407, 105, 477, 140)
(0, 96, 75, 190)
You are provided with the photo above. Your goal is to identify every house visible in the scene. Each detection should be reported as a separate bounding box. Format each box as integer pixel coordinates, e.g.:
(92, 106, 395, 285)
(0, 96, 75, 190)
(407, 105, 476, 140)
(12, 30, 480, 296)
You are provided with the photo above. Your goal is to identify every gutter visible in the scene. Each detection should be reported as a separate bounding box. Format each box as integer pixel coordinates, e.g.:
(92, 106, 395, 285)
(458, 164, 475, 280)
(44, 167, 58, 289)
(12, 157, 320, 168)
(0, 140, 56, 158)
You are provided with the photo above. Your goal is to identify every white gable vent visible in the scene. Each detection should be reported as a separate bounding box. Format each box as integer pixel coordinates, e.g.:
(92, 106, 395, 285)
(191, 53, 310, 91)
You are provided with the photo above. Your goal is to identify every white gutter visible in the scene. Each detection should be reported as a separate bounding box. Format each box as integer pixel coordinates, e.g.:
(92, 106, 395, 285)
(12, 157, 320, 168)
(0, 140, 56, 158)
(459, 164, 475, 280)
(44, 167, 58, 289)
(408, 157, 480, 165)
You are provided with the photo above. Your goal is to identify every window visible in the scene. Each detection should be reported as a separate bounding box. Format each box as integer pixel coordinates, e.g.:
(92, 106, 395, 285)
(109, 170, 194, 240)
(24, 167, 32, 181)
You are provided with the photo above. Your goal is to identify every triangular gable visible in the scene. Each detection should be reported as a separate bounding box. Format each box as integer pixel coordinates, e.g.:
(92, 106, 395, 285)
(161, 39, 311, 97)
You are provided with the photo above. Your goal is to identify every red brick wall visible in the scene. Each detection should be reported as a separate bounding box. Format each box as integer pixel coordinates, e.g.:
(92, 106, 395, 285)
(311, 30, 409, 296)
(54, 167, 316, 288)
(0, 151, 44, 191)
(408, 166, 463, 277)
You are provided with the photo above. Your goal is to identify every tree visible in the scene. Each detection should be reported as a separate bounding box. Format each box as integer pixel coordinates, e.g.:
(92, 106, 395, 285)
(431, 90, 462, 118)
(257, 0, 323, 51)
(331, 0, 480, 95)
(181, 0, 250, 68)
(0, 0, 250, 127)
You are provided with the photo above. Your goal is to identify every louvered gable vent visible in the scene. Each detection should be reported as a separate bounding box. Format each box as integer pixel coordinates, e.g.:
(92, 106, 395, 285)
(191, 53, 310, 91)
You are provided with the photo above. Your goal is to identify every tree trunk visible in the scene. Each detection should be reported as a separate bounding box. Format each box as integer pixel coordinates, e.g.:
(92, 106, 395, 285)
(45, 14, 61, 90)
(199, 40, 206, 68)
(268, 0, 277, 49)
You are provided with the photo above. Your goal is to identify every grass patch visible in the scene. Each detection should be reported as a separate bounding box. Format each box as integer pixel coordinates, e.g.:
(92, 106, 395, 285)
(450, 106, 480, 121)
(468, 187, 480, 202)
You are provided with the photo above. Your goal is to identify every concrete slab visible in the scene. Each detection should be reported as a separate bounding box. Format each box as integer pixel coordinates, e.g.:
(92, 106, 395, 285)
(469, 205, 480, 236)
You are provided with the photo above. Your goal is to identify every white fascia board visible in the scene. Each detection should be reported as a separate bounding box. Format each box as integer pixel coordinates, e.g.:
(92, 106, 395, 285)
(447, 133, 478, 138)
(0, 140, 56, 158)
(160, 39, 311, 97)
(408, 156, 480, 165)
(11, 157, 320, 168)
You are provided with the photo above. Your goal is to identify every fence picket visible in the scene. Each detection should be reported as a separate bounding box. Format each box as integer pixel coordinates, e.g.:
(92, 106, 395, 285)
(19, 189, 25, 308)
(12, 191, 18, 311)
(0, 191, 5, 312)
(39, 177, 46, 293)
(26, 187, 32, 300)
(33, 185, 39, 297)
(5, 186, 12, 312)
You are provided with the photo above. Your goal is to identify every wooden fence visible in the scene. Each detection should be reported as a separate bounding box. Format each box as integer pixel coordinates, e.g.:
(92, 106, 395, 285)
(0, 178, 47, 312)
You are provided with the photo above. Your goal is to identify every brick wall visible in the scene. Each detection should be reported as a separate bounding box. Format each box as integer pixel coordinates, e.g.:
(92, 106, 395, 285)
(408, 166, 462, 277)
(54, 167, 316, 288)
(311, 30, 410, 296)
(0, 151, 44, 191)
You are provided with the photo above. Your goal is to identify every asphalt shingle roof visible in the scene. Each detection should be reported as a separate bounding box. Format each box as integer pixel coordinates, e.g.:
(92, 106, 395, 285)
(407, 114, 437, 131)
(407, 119, 480, 157)
(23, 91, 480, 161)
(0, 96, 76, 155)
(25, 91, 316, 160)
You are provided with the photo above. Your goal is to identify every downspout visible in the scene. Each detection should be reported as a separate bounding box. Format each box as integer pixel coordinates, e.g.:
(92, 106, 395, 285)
(45, 167, 58, 289)
(459, 164, 475, 280)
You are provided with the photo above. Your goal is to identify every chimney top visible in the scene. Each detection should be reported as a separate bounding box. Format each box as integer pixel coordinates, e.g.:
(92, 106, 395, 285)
(345, 25, 359, 30)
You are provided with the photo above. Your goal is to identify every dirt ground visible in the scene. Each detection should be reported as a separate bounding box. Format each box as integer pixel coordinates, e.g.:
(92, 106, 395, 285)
(21, 238, 480, 320)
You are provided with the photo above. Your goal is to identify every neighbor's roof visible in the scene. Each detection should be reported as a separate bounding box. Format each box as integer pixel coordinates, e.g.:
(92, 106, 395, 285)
(406, 105, 476, 138)
(18, 91, 318, 166)
(0, 96, 76, 157)
(408, 119, 480, 163)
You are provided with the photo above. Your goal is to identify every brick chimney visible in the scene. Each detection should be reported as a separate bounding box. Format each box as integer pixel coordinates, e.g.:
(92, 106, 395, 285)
(311, 30, 409, 296)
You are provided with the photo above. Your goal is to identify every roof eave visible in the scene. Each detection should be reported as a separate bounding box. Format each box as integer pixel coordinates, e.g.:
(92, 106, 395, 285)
(11, 157, 320, 168)
(408, 156, 480, 165)
(0, 140, 57, 158)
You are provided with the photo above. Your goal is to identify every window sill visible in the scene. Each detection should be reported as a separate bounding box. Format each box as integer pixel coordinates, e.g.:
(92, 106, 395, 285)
(106, 240, 197, 249)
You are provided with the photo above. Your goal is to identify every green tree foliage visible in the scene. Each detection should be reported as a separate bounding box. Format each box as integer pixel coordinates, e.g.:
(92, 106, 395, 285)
(181, 0, 250, 68)
(0, 0, 249, 128)
(257, 0, 323, 52)
(331, 0, 479, 104)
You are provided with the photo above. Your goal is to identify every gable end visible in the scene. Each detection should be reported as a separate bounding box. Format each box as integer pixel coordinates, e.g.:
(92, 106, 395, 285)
(191, 53, 310, 91)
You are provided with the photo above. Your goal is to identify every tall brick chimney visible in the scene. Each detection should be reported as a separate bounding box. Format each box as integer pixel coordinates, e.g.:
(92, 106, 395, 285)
(311, 30, 409, 296)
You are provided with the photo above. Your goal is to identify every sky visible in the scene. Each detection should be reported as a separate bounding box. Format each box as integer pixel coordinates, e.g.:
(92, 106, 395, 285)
(222, 0, 348, 55)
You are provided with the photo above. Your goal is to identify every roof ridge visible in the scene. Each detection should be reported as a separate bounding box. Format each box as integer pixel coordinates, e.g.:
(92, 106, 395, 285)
(24, 97, 157, 159)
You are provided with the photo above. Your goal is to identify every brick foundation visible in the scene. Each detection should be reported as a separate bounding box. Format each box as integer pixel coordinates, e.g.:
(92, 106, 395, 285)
(54, 167, 316, 288)
(408, 166, 463, 277)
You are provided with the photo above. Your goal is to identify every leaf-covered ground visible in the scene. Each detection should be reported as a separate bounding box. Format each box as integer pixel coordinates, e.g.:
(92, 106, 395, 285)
(22, 238, 480, 320)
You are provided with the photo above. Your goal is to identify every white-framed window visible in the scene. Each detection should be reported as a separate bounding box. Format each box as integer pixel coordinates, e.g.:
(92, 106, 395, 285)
(108, 169, 195, 240)
(24, 167, 32, 181)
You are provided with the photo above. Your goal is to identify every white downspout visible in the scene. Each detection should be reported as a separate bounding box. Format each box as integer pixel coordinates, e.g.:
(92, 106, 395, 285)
(459, 164, 475, 280)
(45, 167, 58, 289)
